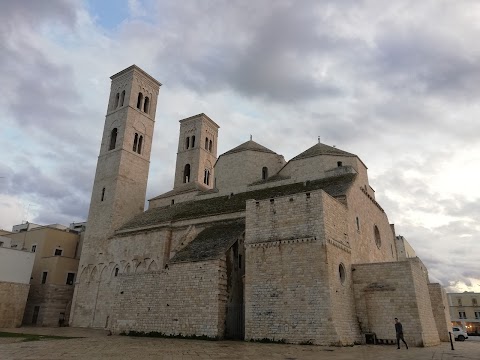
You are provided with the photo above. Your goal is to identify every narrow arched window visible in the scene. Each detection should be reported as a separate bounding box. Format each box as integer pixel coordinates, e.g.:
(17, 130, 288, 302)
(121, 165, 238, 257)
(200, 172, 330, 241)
(204, 169, 210, 185)
(114, 93, 119, 109)
(109, 128, 118, 150)
(144, 96, 150, 113)
(185, 137, 190, 149)
(374, 225, 381, 248)
(114, 267, 119, 277)
(101, 187, 105, 201)
(137, 92, 143, 109)
(205, 137, 209, 149)
(191, 135, 196, 148)
(120, 90, 125, 107)
(184, 164, 191, 183)
(137, 135, 143, 154)
(133, 133, 138, 152)
(209, 139, 213, 152)
(262, 167, 268, 180)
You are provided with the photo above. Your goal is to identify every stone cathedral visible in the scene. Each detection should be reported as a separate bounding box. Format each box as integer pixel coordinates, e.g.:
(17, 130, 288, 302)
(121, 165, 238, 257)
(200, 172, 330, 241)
(70, 65, 451, 346)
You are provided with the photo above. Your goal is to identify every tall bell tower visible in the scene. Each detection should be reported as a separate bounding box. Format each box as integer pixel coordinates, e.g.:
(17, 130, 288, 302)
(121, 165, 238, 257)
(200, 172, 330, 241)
(81, 65, 161, 262)
(173, 113, 219, 190)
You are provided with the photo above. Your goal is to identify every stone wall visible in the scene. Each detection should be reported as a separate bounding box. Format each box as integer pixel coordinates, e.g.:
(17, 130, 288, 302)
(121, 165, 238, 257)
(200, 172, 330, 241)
(345, 185, 397, 265)
(353, 258, 440, 347)
(215, 150, 286, 195)
(0, 281, 29, 328)
(245, 190, 343, 345)
(23, 284, 74, 326)
(110, 259, 227, 337)
(428, 283, 452, 342)
(322, 192, 362, 344)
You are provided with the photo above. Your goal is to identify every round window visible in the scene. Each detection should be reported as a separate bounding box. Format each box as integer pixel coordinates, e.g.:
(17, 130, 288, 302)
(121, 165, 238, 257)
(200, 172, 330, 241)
(339, 263, 346, 284)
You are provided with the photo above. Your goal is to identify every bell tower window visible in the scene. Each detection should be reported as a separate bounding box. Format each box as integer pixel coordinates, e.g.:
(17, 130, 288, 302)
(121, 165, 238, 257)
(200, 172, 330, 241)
(204, 169, 210, 185)
(133, 133, 138, 152)
(120, 90, 125, 107)
(114, 93, 119, 109)
(101, 187, 106, 201)
(144, 96, 150, 113)
(109, 128, 118, 150)
(136, 92, 143, 109)
(209, 139, 213, 152)
(184, 164, 191, 183)
(186, 137, 190, 149)
(137, 136, 143, 154)
(205, 137, 209, 150)
(191, 135, 195, 148)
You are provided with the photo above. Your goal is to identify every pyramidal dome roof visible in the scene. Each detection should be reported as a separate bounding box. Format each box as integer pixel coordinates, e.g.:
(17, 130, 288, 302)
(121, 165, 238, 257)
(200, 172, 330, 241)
(222, 140, 277, 156)
(291, 143, 356, 161)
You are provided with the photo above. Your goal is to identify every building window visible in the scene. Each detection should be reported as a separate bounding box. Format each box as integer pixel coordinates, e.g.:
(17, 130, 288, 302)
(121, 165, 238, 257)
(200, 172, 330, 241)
(339, 263, 346, 284)
(337, 161, 343, 167)
(473, 298, 478, 306)
(54, 249, 63, 256)
(109, 128, 118, 150)
(171, 199, 175, 205)
(209, 139, 213, 152)
(114, 92, 119, 108)
(457, 298, 463, 306)
(191, 135, 195, 148)
(31, 245, 37, 252)
(133, 133, 138, 152)
(459, 311, 466, 319)
(101, 187, 106, 201)
(356, 217, 360, 231)
(41, 272, 48, 284)
(114, 268, 119, 277)
(184, 164, 191, 183)
(204, 169, 210, 185)
(374, 225, 381, 248)
(0, 241, 3, 247)
(66, 272, 75, 285)
(205, 137, 209, 150)
(120, 90, 125, 107)
(475, 312, 480, 319)
(137, 135, 143, 154)
(185, 136, 190, 149)
(137, 92, 143, 109)
(262, 167, 268, 180)
(239, 254, 242, 269)
(143, 96, 150, 113)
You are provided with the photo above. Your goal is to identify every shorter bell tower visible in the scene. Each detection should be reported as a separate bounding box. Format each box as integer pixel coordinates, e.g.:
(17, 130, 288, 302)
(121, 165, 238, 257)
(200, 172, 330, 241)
(173, 113, 219, 190)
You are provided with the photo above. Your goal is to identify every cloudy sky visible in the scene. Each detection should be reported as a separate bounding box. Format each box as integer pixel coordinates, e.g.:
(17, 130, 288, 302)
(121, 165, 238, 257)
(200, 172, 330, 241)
(0, 0, 479, 292)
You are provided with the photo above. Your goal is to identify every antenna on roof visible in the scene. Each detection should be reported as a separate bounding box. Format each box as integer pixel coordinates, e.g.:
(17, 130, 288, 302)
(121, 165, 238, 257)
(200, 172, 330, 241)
(318, 136, 320, 144)
(250, 134, 252, 141)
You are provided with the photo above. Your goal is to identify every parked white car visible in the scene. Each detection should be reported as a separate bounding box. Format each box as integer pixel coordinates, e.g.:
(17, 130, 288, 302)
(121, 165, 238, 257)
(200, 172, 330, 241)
(453, 327, 468, 341)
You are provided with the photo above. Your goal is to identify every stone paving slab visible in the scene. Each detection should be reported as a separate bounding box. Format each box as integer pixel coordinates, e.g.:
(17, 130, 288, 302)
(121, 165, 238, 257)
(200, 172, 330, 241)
(0, 328, 479, 360)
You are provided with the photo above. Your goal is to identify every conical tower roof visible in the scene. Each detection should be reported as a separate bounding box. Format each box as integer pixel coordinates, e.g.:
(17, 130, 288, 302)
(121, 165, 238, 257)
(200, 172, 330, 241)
(222, 140, 277, 156)
(291, 143, 356, 161)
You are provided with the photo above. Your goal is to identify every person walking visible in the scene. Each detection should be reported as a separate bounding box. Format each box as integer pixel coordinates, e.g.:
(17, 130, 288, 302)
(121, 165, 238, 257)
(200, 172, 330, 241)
(395, 318, 408, 349)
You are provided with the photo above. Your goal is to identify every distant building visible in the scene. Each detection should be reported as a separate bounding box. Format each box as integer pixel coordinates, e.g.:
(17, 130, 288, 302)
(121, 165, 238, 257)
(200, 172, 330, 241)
(5, 223, 85, 326)
(0, 241, 35, 327)
(448, 292, 480, 335)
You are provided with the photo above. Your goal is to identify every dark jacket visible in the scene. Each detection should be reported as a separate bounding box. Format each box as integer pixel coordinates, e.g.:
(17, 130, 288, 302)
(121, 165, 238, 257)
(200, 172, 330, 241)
(395, 322, 403, 334)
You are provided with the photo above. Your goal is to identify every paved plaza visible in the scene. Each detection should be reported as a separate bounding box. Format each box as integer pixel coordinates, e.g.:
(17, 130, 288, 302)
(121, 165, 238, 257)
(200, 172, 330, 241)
(0, 327, 479, 360)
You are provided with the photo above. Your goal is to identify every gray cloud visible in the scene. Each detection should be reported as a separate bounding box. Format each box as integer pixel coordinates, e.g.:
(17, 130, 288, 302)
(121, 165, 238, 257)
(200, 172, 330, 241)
(0, 0, 479, 292)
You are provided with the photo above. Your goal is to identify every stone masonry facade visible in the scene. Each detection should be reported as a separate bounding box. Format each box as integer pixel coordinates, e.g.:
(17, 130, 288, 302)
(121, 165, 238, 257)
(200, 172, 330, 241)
(0, 281, 30, 328)
(70, 65, 450, 347)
